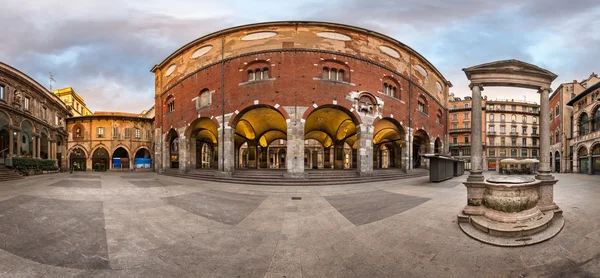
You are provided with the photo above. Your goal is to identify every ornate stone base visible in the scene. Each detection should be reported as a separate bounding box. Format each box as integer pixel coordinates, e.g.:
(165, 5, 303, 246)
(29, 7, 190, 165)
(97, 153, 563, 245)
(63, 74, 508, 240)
(458, 175, 563, 246)
(458, 209, 564, 246)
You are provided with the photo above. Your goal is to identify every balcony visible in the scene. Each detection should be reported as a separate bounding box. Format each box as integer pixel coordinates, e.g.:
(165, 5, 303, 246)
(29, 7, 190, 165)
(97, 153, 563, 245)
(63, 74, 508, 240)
(487, 131, 497, 136)
(531, 133, 539, 137)
(449, 128, 471, 134)
(509, 131, 519, 136)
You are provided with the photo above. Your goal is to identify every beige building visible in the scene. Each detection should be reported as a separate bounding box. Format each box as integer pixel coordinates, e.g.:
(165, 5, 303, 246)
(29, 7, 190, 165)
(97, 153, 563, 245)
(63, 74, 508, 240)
(53, 87, 93, 117)
(0, 62, 71, 169)
(566, 74, 600, 174)
(485, 99, 540, 171)
(65, 111, 154, 171)
(448, 96, 486, 170)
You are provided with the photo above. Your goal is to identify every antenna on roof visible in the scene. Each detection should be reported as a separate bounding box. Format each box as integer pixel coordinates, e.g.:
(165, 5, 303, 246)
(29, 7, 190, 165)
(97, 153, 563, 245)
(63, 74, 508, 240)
(49, 72, 56, 91)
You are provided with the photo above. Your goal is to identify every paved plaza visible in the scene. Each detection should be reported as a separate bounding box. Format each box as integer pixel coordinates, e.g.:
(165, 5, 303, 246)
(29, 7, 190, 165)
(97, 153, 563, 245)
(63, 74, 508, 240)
(0, 172, 598, 277)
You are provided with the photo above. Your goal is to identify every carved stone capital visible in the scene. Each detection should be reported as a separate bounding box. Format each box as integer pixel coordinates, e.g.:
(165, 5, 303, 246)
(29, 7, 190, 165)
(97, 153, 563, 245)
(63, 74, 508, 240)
(538, 86, 552, 93)
(468, 83, 484, 91)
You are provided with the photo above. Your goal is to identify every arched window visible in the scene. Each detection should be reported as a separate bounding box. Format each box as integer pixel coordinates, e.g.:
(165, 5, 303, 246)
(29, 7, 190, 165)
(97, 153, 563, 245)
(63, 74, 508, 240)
(522, 115, 527, 123)
(511, 114, 516, 122)
(436, 109, 443, 124)
(417, 95, 428, 114)
(579, 113, 590, 136)
(245, 61, 271, 82)
(593, 107, 600, 132)
(197, 89, 211, 109)
(500, 114, 505, 122)
(337, 70, 344, 81)
(555, 104, 560, 117)
(322, 67, 329, 79)
(533, 117, 537, 124)
(319, 60, 350, 82)
(555, 130, 559, 144)
(165, 96, 175, 114)
(330, 68, 338, 80)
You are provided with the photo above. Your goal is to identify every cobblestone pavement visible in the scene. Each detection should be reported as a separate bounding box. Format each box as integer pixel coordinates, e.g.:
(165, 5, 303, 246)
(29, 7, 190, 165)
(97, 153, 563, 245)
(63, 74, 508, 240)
(0, 172, 598, 277)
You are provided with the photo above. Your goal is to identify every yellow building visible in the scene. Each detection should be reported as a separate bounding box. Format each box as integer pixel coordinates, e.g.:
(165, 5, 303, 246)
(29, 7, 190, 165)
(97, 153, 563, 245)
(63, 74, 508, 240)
(53, 87, 93, 117)
(65, 111, 154, 171)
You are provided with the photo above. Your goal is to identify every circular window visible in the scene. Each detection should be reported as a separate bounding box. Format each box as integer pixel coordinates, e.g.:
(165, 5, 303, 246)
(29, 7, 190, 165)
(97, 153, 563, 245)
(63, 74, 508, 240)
(165, 64, 176, 76)
(241, 32, 278, 41)
(316, 32, 352, 41)
(415, 65, 428, 77)
(191, 45, 213, 59)
(379, 45, 401, 58)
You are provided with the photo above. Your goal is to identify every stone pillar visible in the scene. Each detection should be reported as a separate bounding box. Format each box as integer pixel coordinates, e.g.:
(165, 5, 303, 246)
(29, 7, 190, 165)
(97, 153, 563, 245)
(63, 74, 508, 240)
(32, 136, 37, 158)
(589, 155, 593, 175)
(178, 134, 189, 173)
(47, 139, 51, 160)
(403, 129, 412, 172)
(468, 83, 484, 181)
(536, 87, 553, 180)
(14, 130, 20, 156)
(356, 123, 374, 176)
(285, 119, 305, 178)
(217, 124, 235, 175)
(8, 128, 13, 157)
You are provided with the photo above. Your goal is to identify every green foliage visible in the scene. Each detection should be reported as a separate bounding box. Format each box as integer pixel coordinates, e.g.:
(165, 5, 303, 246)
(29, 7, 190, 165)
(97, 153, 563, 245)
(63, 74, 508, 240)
(12, 158, 58, 173)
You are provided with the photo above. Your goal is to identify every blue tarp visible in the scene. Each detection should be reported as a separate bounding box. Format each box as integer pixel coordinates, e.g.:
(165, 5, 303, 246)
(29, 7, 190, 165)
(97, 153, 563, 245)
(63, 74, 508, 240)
(112, 158, 121, 169)
(134, 158, 152, 169)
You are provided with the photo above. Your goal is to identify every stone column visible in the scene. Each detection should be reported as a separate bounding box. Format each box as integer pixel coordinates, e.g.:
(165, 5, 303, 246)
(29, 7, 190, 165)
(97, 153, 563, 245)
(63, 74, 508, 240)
(14, 130, 20, 156)
(217, 124, 235, 175)
(468, 83, 484, 181)
(32, 136, 37, 158)
(356, 123, 374, 176)
(403, 129, 411, 172)
(8, 128, 13, 157)
(47, 139, 51, 160)
(589, 155, 593, 175)
(536, 87, 553, 180)
(285, 119, 305, 178)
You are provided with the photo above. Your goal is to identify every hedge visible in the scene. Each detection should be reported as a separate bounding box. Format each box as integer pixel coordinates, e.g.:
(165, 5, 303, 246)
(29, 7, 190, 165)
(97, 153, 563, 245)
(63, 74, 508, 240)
(12, 158, 58, 172)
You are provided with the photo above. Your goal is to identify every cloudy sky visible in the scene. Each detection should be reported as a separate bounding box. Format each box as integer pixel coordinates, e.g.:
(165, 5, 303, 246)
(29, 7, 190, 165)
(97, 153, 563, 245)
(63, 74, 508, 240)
(2, 0, 599, 112)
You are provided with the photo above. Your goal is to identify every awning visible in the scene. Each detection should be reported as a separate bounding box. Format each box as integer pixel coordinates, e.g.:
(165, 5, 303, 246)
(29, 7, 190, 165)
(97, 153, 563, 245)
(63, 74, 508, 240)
(500, 158, 539, 164)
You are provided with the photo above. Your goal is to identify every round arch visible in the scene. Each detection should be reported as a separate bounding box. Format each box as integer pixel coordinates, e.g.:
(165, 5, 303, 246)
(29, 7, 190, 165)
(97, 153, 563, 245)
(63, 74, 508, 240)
(578, 112, 590, 136)
(591, 143, 600, 175)
(167, 128, 180, 169)
(592, 105, 600, 132)
(232, 105, 288, 169)
(412, 129, 430, 169)
(0, 110, 10, 159)
(577, 145, 589, 174)
(554, 151, 560, 173)
(373, 117, 406, 169)
(20, 119, 34, 156)
(304, 104, 361, 170)
(187, 117, 219, 169)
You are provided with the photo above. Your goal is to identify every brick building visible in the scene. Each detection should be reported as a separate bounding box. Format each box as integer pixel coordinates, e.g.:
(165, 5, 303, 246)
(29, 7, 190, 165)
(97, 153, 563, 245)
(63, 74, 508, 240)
(151, 21, 452, 176)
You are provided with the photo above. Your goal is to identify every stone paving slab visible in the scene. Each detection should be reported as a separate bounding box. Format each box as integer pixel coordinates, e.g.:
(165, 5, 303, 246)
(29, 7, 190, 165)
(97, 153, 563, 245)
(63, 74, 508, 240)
(0, 195, 110, 269)
(324, 189, 430, 226)
(163, 190, 268, 225)
(129, 180, 177, 188)
(70, 174, 101, 179)
(0, 172, 597, 277)
(48, 179, 102, 188)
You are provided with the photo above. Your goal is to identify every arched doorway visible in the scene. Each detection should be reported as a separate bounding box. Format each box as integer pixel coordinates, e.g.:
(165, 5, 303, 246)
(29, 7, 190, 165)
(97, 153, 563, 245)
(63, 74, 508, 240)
(92, 147, 109, 171)
(112, 147, 130, 169)
(578, 146, 589, 174)
(167, 129, 179, 169)
(592, 144, 600, 175)
(413, 129, 430, 169)
(304, 105, 359, 170)
(187, 117, 218, 169)
(233, 105, 287, 169)
(434, 138, 441, 154)
(20, 120, 33, 156)
(554, 151, 560, 173)
(549, 152, 553, 169)
(304, 139, 324, 169)
(134, 148, 152, 169)
(373, 118, 405, 169)
(267, 139, 286, 169)
(0, 110, 10, 161)
(56, 135, 63, 169)
(40, 128, 49, 159)
(69, 147, 86, 171)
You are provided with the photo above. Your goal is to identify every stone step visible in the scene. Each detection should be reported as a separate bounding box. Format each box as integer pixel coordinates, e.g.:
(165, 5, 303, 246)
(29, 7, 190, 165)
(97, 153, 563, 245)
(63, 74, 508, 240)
(161, 171, 428, 186)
